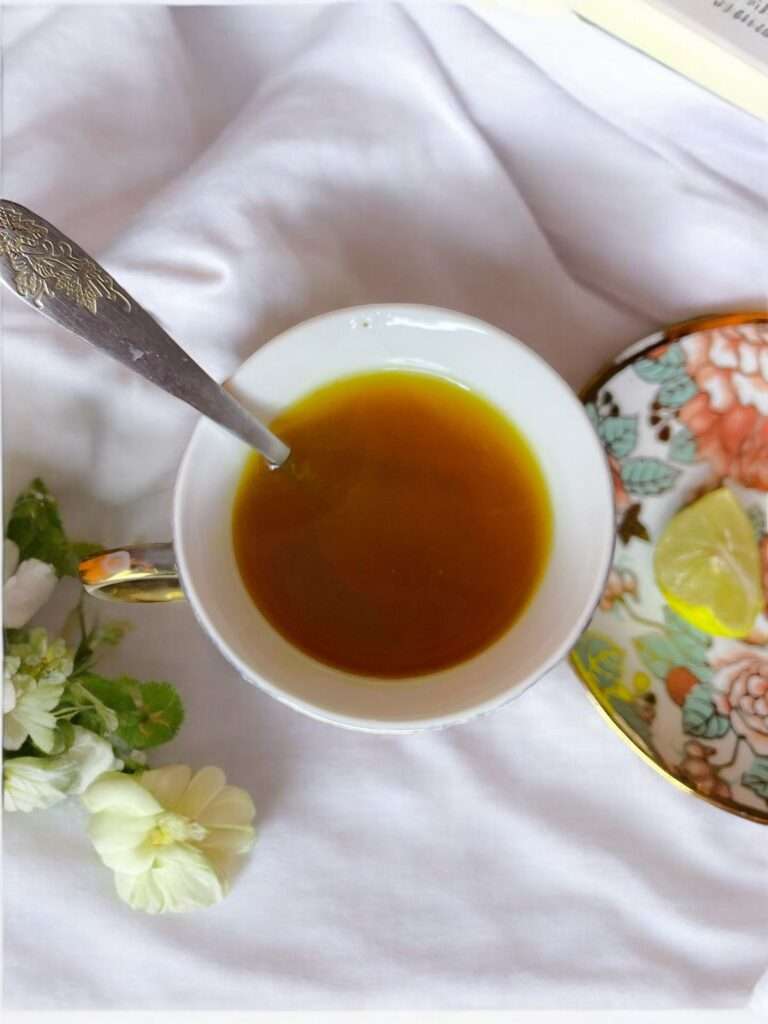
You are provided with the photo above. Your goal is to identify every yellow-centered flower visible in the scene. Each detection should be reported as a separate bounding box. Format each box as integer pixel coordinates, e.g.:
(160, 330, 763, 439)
(82, 764, 256, 913)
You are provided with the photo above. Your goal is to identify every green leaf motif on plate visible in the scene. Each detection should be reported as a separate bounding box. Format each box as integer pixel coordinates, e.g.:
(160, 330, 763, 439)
(598, 415, 638, 459)
(633, 634, 680, 681)
(661, 607, 713, 682)
(633, 346, 685, 383)
(633, 605, 712, 684)
(682, 682, 730, 739)
(621, 457, 680, 496)
(662, 605, 711, 647)
(571, 634, 654, 744)
(585, 403, 600, 430)
(657, 375, 697, 409)
(668, 426, 698, 464)
(571, 633, 624, 692)
(742, 757, 768, 800)
(632, 344, 696, 410)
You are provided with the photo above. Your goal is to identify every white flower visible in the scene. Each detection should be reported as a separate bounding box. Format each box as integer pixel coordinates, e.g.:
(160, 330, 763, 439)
(5, 628, 73, 688)
(3, 628, 73, 752)
(4, 539, 57, 629)
(3, 726, 118, 812)
(65, 726, 123, 793)
(3, 755, 77, 812)
(4, 660, 18, 715)
(3, 666, 63, 753)
(82, 765, 256, 913)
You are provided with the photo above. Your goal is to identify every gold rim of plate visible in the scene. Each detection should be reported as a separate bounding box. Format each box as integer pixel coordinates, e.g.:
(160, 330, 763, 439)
(571, 309, 768, 826)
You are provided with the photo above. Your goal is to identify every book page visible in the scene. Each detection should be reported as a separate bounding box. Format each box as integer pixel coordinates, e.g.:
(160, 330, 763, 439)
(661, 0, 768, 70)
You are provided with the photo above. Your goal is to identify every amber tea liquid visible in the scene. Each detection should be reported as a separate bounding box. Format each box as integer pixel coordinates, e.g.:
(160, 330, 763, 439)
(232, 370, 552, 677)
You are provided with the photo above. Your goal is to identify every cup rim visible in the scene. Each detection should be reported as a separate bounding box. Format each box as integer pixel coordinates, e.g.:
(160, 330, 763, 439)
(173, 303, 616, 732)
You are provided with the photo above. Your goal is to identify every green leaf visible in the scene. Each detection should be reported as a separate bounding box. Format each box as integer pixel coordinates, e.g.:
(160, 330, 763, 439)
(69, 675, 130, 735)
(633, 346, 685, 383)
(633, 633, 680, 680)
(571, 633, 624, 691)
(74, 673, 136, 713)
(742, 757, 768, 800)
(669, 427, 698, 464)
(657, 373, 697, 409)
(621, 457, 680, 496)
(68, 673, 184, 751)
(682, 682, 730, 739)
(6, 478, 77, 577)
(115, 680, 184, 750)
(598, 416, 638, 459)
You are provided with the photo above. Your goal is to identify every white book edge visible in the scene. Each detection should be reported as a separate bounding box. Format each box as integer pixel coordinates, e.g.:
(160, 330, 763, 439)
(470, 0, 768, 119)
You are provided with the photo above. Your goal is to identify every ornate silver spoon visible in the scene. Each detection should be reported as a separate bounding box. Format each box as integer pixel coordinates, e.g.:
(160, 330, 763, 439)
(0, 199, 290, 468)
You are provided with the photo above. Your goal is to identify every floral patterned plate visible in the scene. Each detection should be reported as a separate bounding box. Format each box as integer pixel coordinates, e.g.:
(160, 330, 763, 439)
(570, 312, 768, 823)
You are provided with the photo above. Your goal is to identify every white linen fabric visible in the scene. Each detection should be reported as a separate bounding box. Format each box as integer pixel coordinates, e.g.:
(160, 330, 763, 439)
(3, 2, 768, 1011)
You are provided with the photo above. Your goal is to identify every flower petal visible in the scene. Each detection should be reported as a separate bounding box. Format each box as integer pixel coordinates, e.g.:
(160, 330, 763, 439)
(3, 674, 17, 715)
(5, 676, 65, 754)
(3, 559, 57, 629)
(139, 765, 192, 810)
(731, 710, 768, 756)
(113, 868, 169, 915)
(4, 538, 20, 581)
(199, 825, 256, 855)
(26, 717, 58, 755)
(197, 824, 256, 882)
(82, 772, 163, 816)
(3, 714, 28, 751)
(3, 755, 77, 812)
(197, 785, 256, 828)
(88, 814, 158, 874)
(174, 766, 226, 819)
(114, 843, 224, 914)
(64, 726, 121, 795)
(29, 681, 64, 713)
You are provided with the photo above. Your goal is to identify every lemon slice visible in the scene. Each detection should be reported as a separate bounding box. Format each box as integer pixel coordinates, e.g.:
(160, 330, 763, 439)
(653, 487, 763, 637)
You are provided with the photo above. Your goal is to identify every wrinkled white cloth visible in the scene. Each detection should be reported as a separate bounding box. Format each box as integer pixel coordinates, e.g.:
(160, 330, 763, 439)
(3, 3, 768, 1012)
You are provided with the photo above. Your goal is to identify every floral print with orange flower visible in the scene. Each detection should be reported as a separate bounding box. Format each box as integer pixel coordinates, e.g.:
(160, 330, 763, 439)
(677, 324, 768, 491)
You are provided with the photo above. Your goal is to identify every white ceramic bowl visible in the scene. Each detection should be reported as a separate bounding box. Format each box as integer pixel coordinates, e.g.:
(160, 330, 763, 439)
(173, 304, 614, 732)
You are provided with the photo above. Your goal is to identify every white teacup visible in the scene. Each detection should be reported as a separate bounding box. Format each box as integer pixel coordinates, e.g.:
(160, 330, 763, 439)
(80, 305, 614, 732)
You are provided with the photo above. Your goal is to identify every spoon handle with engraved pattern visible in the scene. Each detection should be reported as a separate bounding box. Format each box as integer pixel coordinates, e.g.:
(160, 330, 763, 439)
(0, 199, 290, 468)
